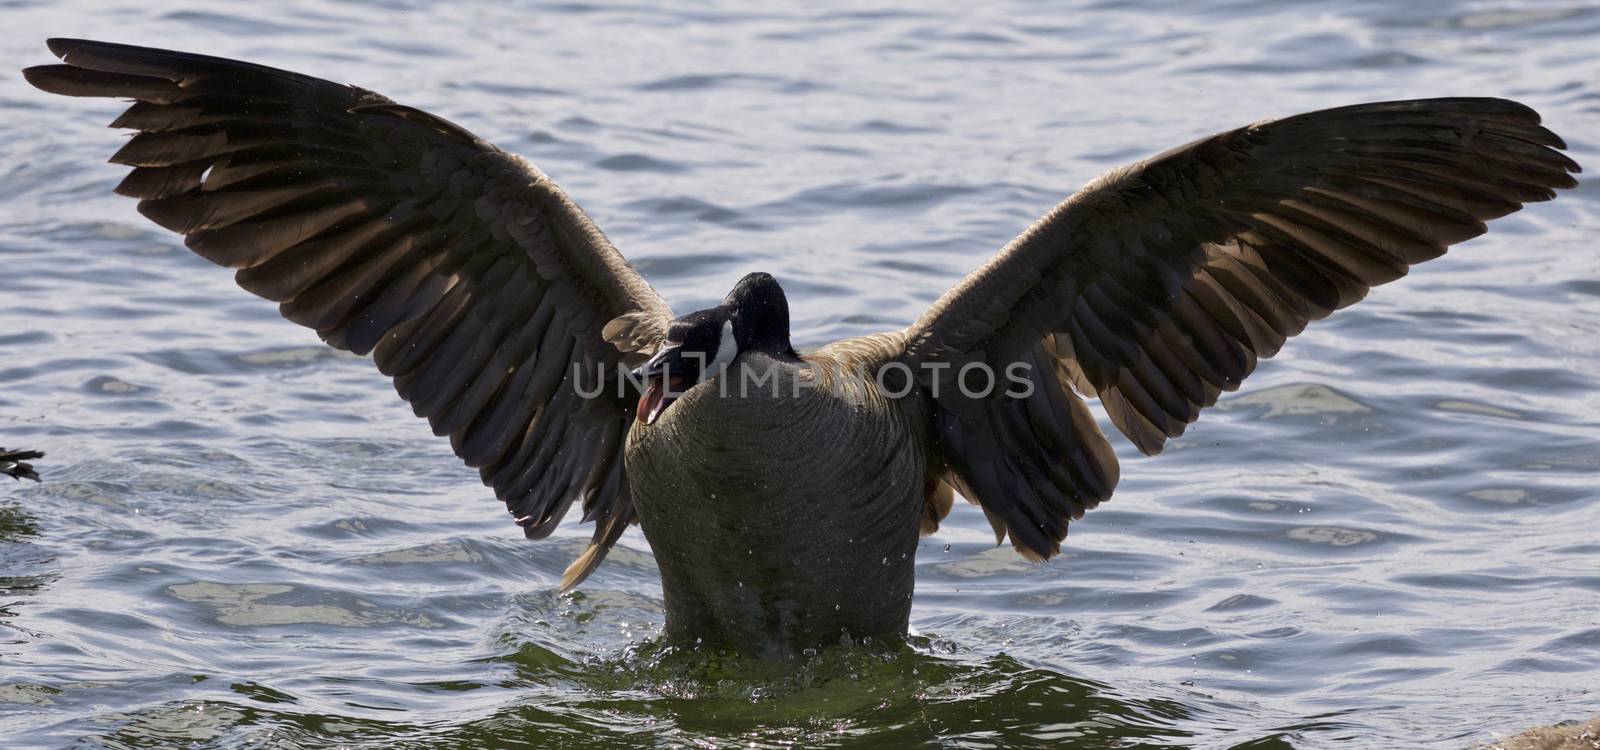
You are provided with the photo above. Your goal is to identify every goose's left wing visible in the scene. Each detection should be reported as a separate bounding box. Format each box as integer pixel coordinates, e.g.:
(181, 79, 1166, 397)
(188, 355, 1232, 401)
(903, 98, 1578, 559)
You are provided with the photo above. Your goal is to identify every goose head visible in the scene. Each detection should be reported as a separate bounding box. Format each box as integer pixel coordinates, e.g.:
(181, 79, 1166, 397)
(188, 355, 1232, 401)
(634, 272, 798, 425)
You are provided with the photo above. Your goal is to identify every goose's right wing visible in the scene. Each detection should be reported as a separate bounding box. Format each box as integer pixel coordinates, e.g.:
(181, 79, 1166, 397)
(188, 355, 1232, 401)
(903, 98, 1578, 560)
(25, 38, 676, 587)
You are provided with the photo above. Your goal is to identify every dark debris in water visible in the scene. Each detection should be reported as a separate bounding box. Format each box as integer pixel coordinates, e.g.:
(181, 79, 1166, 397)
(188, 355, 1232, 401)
(1, 447, 44, 482)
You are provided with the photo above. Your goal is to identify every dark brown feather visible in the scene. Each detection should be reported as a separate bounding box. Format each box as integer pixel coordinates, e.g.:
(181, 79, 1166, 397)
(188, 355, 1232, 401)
(25, 38, 676, 589)
(905, 97, 1577, 559)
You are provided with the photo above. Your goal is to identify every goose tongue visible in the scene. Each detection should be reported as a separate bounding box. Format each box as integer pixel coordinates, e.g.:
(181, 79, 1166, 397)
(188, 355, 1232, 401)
(637, 374, 686, 425)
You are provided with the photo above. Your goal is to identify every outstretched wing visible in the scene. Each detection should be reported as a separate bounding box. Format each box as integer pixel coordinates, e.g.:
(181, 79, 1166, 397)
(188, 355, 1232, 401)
(25, 38, 676, 588)
(905, 98, 1578, 559)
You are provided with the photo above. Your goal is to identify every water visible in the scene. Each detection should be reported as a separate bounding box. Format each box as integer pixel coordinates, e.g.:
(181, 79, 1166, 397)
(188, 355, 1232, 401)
(2, 1, 1598, 747)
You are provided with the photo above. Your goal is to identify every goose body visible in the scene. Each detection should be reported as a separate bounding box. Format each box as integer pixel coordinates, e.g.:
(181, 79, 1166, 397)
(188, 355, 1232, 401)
(25, 39, 1579, 656)
(631, 345, 931, 652)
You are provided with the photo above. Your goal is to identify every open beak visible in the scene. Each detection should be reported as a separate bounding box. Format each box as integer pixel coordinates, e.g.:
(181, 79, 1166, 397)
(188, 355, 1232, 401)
(632, 348, 686, 426)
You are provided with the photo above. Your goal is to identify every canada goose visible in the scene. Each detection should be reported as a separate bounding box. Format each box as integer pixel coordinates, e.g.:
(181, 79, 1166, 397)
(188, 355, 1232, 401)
(25, 39, 1578, 655)
(1, 449, 44, 482)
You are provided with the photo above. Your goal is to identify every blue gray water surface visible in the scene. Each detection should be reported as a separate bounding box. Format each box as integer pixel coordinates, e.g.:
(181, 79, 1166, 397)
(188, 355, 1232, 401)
(2, 1, 1598, 747)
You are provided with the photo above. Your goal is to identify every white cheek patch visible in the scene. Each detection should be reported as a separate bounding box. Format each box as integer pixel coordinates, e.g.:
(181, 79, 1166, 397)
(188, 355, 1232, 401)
(707, 320, 738, 376)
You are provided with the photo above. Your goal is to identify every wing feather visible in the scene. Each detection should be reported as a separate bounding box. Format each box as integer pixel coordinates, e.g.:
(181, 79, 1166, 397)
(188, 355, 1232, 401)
(26, 38, 676, 587)
(905, 97, 1577, 560)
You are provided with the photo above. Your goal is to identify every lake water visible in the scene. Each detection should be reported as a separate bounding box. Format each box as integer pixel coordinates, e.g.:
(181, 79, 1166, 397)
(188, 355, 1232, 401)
(2, 1, 1598, 747)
